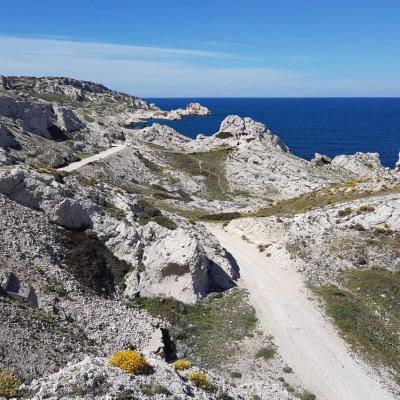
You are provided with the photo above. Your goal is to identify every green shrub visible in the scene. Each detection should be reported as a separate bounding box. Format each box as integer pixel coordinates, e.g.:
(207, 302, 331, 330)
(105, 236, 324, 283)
(357, 204, 375, 213)
(141, 384, 171, 396)
(337, 207, 352, 217)
(255, 345, 276, 361)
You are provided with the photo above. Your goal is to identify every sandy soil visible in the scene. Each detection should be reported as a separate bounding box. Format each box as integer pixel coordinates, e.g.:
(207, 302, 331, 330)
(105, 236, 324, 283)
(206, 223, 395, 400)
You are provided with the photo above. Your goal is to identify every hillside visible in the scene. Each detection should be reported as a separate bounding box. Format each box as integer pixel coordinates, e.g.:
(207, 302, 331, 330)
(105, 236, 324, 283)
(1, 76, 400, 400)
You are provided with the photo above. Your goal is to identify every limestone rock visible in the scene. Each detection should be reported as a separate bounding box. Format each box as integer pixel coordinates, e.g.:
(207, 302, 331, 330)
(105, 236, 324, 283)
(0, 168, 92, 229)
(175, 102, 211, 117)
(214, 115, 289, 152)
(0, 123, 17, 148)
(53, 105, 85, 132)
(0, 96, 53, 139)
(331, 152, 395, 179)
(311, 153, 332, 166)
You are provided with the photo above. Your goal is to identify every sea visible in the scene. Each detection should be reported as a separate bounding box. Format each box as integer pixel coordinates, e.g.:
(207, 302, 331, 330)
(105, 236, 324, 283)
(145, 98, 400, 168)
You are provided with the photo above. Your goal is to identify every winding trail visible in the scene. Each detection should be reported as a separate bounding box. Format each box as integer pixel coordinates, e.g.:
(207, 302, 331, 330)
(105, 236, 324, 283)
(206, 224, 395, 400)
(58, 144, 127, 172)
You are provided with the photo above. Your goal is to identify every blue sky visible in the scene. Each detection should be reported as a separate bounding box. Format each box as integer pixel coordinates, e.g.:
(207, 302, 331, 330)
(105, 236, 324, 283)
(0, 0, 399, 97)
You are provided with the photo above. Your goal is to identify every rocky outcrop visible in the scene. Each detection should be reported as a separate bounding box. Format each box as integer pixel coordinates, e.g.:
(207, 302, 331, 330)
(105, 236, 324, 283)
(129, 123, 190, 149)
(331, 152, 395, 179)
(213, 115, 289, 152)
(311, 153, 332, 166)
(0, 123, 17, 148)
(0, 168, 92, 229)
(0, 96, 54, 139)
(171, 102, 211, 118)
(53, 105, 85, 132)
(396, 152, 400, 172)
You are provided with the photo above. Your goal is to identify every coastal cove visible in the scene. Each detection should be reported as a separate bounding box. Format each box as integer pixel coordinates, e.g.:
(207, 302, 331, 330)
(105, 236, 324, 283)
(146, 97, 400, 168)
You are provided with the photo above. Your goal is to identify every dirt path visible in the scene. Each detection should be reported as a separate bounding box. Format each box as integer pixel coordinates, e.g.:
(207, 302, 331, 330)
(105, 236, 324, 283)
(58, 144, 127, 172)
(206, 224, 395, 400)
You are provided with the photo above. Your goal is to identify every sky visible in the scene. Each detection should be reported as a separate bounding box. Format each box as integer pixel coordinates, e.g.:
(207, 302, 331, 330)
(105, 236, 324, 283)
(0, 0, 399, 97)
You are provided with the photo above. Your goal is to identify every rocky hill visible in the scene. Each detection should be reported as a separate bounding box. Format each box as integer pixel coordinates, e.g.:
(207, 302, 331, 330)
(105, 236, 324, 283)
(1, 76, 399, 400)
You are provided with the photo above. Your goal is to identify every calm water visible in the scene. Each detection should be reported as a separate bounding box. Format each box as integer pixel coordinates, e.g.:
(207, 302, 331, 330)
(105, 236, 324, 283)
(145, 98, 400, 168)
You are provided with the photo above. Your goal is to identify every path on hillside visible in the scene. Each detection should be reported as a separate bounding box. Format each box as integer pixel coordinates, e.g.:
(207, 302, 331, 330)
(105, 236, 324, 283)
(58, 144, 127, 172)
(206, 224, 395, 400)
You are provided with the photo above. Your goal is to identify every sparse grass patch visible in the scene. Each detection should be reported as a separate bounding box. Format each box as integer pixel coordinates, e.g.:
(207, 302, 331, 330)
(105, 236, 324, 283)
(0, 370, 21, 398)
(141, 383, 171, 396)
(357, 204, 375, 213)
(255, 345, 276, 361)
(132, 289, 257, 368)
(315, 268, 400, 382)
(34, 165, 70, 183)
(337, 207, 352, 217)
(298, 391, 317, 400)
(163, 148, 233, 200)
(200, 183, 400, 222)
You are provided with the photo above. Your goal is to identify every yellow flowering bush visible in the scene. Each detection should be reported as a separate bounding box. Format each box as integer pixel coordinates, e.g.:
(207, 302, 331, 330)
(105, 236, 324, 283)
(109, 350, 149, 374)
(174, 359, 192, 371)
(188, 371, 212, 391)
(0, 369, 21, 398)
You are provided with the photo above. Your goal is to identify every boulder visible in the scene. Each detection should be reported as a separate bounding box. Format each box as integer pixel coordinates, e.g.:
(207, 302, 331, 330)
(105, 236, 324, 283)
(311, 153, 332, 166)
(396, 152, 400, 172)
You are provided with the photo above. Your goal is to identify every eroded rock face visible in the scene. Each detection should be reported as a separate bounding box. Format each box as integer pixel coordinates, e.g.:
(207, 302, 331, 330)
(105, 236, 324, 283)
(214, 115, 289, 152)
(0, 167, 238, 303)
(0, 124, 17, 148)
(331, 152, 394, 179)
(0, 96, 53, 139)
(53, 105, 85, 133)
(0, 168, 92, 229)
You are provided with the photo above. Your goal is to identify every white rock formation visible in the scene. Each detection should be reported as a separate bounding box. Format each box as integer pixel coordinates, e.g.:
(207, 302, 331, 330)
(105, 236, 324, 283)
(331, 152, 395, 179)
(0, 168, 92, 229)
(213, 115, 289, 152)
(53, 105, 85, 132)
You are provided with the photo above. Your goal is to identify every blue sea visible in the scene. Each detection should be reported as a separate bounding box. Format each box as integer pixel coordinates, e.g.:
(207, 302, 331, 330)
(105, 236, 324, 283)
(145, 98, 400, 168)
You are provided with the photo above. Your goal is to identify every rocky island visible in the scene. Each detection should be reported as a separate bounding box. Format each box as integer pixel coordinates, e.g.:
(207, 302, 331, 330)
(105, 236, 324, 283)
(1, 76, 400, 400)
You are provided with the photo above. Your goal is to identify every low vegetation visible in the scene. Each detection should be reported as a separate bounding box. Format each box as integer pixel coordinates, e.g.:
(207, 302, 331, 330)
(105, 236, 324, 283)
(174, 359, 192, 370)
(255, 345, 276, 361)
(163, 148, 233, 200)
(187, 371, 212, 391)
(0, 370, 21, 398)
(200, 182, 400, 222)
(315, 268, 400, 382)
(132, 289, 257, 368)
(136, 199, 177, 230)
(109, 350, 150, 374)
(140, 384, 171, 396)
